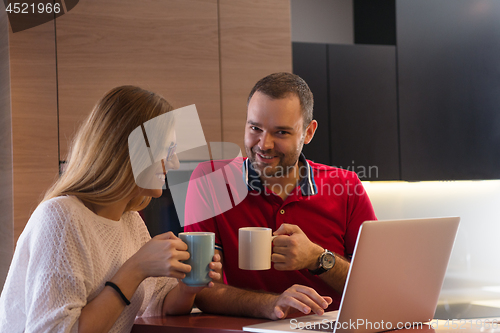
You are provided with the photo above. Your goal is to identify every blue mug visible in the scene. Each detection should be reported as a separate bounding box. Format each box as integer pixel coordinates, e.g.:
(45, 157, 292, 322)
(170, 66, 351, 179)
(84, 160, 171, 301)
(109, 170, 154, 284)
(178, 232, 215, 287)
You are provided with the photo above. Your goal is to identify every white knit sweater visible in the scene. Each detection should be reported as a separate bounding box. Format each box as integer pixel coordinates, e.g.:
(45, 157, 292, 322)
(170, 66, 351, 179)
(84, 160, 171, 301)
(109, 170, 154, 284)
(0, 196, 177, 333)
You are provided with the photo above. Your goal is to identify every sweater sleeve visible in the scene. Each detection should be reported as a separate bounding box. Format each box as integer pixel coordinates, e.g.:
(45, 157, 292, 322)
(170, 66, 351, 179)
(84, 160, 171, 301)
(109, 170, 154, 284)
(22, 199, 90, 333)
(133, 215, 178, 318)
(136, 276, 177, 317)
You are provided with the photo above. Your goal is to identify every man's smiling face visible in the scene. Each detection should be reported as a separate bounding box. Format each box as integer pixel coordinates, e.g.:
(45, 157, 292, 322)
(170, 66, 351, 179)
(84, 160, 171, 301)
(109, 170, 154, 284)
(244, 91, 308, 178)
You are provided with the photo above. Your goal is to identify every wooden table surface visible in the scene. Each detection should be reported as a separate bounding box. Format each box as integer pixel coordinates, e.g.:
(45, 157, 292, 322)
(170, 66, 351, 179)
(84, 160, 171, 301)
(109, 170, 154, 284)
(132, 312, 500, 333)
(132, 312, 267, 333)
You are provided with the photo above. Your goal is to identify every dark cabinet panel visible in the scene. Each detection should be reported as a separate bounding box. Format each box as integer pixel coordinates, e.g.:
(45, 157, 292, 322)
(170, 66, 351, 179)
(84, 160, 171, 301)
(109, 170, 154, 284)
(292, 42, 331, 166)
(292, 0, 500, 181)
(354, 0, 396, 45)
(329, 44, 400, 181)
(397, 0, 500, 180)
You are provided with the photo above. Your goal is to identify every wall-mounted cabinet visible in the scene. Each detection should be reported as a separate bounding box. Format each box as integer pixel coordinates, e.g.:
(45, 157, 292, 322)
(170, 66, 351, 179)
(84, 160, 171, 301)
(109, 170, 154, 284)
(397, 0, 500, 180)
(56, 0, 222, 159)
(328, 44, 399, 181)
(292, 43, 330, 166)
(294, 0, 500, 181)
(293, 42, 399, 181)
(218, 0, 292, 152)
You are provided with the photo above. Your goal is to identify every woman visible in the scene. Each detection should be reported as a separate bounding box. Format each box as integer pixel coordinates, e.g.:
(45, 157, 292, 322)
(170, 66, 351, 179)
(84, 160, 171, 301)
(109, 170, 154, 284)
(0, 86, 221, 332)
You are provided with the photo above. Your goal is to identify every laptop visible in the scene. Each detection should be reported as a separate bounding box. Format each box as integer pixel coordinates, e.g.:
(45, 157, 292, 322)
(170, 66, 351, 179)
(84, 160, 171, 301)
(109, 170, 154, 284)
(243, 217, 460, 333)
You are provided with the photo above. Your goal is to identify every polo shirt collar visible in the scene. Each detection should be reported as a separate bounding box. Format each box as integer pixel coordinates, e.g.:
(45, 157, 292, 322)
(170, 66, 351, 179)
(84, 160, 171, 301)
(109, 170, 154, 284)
(243, 153, 318, 196)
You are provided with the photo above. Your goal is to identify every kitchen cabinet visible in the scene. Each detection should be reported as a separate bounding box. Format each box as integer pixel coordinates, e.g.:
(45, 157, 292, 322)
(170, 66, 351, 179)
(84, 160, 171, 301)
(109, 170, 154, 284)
(293, 42, 399, 181)
(5, 16, 59, 241)
(292, 42, 330, 166)
(0, 8, 14, 290)
(397, 0, 500, 180)
(328, 44, 399, 181)
(56, 0, 222, 159)
(293, 0, 500, 181)
(219, 0, 292, 153)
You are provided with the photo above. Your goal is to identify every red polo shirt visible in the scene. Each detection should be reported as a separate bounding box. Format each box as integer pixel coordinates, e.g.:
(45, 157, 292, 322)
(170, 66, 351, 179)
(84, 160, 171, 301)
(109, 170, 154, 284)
(184, 154, 377, 310)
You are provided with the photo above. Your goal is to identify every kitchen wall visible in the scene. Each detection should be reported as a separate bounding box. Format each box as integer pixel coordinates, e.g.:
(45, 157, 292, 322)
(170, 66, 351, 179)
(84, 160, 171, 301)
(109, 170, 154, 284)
(365, 181, 500, 305)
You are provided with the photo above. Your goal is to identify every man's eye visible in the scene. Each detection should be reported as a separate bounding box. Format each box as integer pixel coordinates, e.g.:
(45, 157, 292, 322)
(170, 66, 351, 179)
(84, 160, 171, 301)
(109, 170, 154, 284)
(251, 126, 261, 131)
(277, 131, 290, 135)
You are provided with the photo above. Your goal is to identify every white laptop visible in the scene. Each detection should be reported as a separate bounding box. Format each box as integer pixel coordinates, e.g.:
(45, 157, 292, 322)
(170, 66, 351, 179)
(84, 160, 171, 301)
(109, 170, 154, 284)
(243, 217, 460, 333)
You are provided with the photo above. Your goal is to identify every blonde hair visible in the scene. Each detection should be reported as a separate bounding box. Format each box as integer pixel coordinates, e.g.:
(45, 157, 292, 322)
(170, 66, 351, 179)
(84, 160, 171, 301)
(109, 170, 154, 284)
(44, 85, 174, 212)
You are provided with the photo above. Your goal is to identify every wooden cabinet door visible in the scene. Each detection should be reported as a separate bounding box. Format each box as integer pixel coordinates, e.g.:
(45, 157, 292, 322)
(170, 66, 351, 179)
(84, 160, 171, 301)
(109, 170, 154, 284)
(9, 21, 59, 240)
(219, 0, 292, 154)
(56, 0, 221, 159)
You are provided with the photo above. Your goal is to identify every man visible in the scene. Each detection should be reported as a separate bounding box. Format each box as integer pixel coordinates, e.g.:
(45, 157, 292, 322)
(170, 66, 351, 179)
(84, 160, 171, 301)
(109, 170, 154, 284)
(184, 72, 376, 319)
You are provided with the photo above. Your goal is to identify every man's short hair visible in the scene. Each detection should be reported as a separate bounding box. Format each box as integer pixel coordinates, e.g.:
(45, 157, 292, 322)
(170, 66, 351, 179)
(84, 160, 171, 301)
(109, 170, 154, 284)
(247, 72, 314, 130)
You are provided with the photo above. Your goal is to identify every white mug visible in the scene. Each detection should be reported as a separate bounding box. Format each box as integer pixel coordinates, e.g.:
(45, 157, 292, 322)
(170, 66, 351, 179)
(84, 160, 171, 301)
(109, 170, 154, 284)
(238, 227, 277, 270)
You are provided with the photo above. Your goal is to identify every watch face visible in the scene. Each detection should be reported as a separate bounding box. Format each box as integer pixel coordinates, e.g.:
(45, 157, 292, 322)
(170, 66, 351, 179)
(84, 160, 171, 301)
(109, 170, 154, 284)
(322, 253, 335, 270)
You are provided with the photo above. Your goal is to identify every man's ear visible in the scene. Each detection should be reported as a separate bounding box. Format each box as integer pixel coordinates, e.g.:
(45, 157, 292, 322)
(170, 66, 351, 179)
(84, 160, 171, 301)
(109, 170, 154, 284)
(304, 120, 318, 144)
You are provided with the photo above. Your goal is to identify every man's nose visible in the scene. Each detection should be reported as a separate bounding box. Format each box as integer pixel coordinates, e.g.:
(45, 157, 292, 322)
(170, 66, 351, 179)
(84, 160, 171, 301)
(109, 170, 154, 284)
(258, 132, 274, 151)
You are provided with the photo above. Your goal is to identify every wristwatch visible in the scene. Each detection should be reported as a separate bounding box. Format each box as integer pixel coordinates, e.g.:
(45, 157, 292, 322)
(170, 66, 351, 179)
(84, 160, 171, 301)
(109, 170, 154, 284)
(309, 249, 335, 275)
